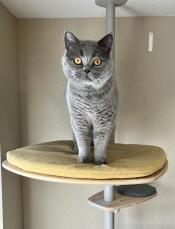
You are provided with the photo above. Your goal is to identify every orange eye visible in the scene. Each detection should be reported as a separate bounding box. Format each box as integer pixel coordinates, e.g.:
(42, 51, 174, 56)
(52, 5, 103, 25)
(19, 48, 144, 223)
(93, 58, 102, 66)
(74, 57, 82, 65)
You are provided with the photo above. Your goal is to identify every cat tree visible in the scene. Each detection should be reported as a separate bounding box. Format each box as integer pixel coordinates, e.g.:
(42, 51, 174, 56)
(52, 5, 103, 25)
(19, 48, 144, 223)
(2, 1, 168, 229)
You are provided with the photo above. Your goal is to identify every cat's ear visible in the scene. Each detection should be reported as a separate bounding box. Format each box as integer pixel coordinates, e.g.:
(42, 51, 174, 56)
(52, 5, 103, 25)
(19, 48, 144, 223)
(98, 33, 113, 55)
(64, 31, 80, 50)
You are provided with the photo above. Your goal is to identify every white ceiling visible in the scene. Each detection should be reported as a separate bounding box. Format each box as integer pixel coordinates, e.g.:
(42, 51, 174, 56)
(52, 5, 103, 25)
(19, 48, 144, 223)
(1, 0, 175, 18)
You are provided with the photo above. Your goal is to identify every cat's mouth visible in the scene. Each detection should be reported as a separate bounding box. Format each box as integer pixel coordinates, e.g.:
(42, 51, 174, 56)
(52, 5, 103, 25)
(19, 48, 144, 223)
(72, 72, 97, 82)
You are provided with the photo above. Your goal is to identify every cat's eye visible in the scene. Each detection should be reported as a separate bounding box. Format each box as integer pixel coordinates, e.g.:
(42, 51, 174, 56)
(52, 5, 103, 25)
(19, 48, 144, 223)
(73, 57, 82, 65)
(93, 58, 102, 66)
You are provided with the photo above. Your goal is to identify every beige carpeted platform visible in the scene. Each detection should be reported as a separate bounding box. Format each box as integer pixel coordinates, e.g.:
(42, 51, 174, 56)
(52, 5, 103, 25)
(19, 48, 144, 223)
(6, 140, 167, 180)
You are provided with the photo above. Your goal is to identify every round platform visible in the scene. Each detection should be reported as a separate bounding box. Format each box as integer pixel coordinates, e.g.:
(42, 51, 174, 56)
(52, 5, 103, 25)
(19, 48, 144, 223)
(3, 140, 167, 184)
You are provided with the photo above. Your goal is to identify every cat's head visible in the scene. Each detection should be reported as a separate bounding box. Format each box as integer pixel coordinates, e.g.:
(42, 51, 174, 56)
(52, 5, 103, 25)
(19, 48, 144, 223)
(62, 31, 113, 88)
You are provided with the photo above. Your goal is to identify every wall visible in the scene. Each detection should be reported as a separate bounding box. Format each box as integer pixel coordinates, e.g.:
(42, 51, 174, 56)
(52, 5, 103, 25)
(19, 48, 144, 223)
(0, 3, 23, 229)
(116, 17, 173, 228)
(18, 17, 173, 229)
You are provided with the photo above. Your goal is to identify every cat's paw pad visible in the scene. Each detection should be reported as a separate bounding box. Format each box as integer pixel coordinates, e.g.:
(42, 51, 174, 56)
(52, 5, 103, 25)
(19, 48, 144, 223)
(77, 156, 93, 163)
(94, 157, 107, 165)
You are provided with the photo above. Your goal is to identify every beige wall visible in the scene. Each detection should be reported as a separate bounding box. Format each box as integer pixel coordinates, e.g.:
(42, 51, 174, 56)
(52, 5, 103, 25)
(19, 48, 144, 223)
(0, 3, 23, 229)
(18, 17, 174, 229)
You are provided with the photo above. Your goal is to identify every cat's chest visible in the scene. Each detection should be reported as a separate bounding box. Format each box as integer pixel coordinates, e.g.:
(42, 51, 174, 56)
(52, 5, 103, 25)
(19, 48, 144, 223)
(69, 92, 102, 111)
(66, 86, 115, 113)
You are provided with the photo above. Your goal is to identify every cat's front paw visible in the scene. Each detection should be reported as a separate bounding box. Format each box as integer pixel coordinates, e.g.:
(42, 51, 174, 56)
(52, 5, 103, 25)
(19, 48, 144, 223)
(94, 157, 107, 165)
(73, 145, 79, 154)
(77, 156, 93, 164)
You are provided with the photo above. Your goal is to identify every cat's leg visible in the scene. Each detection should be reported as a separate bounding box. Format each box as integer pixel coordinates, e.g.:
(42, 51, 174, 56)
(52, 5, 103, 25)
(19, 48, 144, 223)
(93, 121, 115, 165)
(72, 132, 78, 154)
(71, 116, 92, 163)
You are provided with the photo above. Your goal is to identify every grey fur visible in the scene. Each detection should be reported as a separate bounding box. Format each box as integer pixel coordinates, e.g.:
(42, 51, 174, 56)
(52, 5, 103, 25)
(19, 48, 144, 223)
(62, 31, 117, 164)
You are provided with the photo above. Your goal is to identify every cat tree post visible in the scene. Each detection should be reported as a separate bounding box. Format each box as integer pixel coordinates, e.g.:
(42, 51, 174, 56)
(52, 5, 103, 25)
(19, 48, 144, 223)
(104, 185, 114, 229)
(106, 0, 115, 77)
(95, 0, 128, 228)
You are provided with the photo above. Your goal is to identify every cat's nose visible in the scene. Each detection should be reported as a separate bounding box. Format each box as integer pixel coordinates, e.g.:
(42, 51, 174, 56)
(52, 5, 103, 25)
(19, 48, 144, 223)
(84, 69, 90, 74)
(83, 66, 90, 74)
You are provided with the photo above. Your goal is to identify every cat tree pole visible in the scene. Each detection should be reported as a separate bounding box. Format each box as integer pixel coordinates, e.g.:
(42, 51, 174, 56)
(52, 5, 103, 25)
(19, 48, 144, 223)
(95, 0, 128, 228)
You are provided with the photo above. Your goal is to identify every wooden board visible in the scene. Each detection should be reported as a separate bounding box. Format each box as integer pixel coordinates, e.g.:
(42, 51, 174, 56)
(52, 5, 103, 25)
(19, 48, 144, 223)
(2, 160, 168, 185)
(88, 190, 157, 212)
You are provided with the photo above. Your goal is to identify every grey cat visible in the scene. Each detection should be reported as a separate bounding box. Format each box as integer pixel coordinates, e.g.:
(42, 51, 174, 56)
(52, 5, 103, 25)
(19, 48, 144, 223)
(62, 31, 117, 165)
